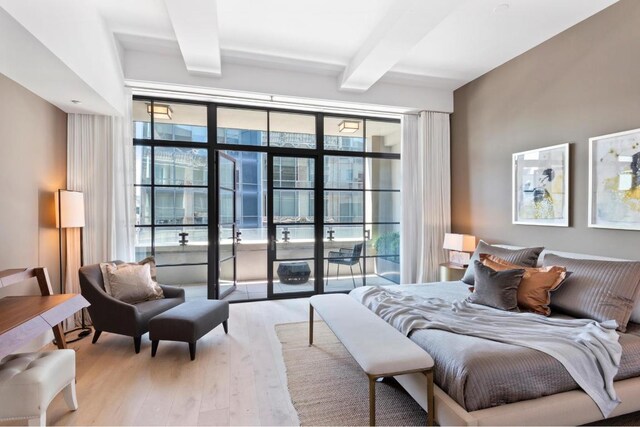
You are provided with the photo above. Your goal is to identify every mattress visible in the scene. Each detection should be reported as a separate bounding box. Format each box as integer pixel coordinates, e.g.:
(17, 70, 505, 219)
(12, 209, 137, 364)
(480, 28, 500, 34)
(351, 282, 640, 412)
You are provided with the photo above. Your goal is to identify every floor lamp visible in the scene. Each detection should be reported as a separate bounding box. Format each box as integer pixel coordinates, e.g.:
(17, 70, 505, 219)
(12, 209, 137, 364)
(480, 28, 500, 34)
(56, 189, 92, 342)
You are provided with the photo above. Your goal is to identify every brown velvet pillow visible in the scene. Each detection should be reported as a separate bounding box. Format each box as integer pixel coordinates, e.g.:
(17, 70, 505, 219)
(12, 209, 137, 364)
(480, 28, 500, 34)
(480, 254, 567, 316)
(467, 261, 525, 312)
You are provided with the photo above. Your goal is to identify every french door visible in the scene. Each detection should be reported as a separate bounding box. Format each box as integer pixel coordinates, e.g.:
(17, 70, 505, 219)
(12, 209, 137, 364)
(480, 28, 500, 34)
(267, 153, 320, 298)
(216, 151, 238, 299)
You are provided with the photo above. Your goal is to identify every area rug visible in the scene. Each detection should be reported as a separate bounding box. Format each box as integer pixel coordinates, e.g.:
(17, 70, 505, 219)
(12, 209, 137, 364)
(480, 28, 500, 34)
(276, 321, 426, 426)
(276, 321, 640, 427)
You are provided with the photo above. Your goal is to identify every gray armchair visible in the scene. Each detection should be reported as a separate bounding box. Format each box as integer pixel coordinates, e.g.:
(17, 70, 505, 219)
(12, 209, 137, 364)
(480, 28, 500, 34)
(78, 262, 185, 353)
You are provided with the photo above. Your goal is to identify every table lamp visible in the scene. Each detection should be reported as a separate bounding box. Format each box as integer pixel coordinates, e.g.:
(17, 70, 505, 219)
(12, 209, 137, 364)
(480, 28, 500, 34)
(443, 233, 476, 267)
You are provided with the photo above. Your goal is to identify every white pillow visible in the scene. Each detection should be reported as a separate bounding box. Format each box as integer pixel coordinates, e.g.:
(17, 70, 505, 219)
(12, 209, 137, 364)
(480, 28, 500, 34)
(100, 257, 160, 298)
(105, 263, 164, 304)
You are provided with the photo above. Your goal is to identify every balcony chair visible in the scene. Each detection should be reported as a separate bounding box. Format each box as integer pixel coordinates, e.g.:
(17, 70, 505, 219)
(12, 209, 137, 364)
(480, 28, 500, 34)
(325, 243, 364, 289)
(78, 262, 185, 353)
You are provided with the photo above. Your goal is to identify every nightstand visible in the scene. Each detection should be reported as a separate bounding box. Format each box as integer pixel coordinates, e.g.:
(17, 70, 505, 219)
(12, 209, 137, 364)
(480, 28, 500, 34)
(439, 263, 466, 282)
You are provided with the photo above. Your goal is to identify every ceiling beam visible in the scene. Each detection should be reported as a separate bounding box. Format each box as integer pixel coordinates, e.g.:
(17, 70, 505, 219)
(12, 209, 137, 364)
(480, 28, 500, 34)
(340, 0, 465, 92)
(164, 0, 221, 77)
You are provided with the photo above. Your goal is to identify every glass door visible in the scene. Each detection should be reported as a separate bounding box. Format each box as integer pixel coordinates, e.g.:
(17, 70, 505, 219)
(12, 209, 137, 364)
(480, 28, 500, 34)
(268, 154, 319, 298)
(216, 151, 238, 299)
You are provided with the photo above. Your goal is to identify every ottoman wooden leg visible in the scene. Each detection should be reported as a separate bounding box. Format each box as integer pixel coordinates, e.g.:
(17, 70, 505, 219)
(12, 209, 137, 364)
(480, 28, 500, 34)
(133, 336, 142, 354)
(223, 320, 228, 334)
(151, 340, 159, 357)
(189, 342, 196, 361)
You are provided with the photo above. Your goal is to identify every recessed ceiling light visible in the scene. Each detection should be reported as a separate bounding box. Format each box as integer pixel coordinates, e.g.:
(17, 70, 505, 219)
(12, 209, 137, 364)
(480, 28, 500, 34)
(71, 100, 81, 104)
(146, 103, 173, 120)
(338, 120, 360, 134)
(493, 3, 510, 13)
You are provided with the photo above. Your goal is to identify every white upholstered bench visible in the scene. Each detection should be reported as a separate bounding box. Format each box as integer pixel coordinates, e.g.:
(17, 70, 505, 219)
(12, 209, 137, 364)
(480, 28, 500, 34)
(309, 294, 434, 426)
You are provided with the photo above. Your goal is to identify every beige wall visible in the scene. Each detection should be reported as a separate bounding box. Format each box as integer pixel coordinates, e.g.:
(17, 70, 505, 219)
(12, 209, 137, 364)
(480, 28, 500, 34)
(451, 0, 640, 259)
(0, 72, 67, 342)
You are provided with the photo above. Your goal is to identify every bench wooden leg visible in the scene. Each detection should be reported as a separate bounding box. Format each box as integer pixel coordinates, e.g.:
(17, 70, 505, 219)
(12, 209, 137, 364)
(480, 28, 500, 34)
(426, 369, 434, 426)
(309, 304, 314, 346)
(369, 375, 376, 426)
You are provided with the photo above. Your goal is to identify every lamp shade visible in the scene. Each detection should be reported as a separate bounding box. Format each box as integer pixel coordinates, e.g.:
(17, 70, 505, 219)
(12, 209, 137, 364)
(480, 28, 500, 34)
(443, 233, 476, 252)
(55, 190, 85, 228)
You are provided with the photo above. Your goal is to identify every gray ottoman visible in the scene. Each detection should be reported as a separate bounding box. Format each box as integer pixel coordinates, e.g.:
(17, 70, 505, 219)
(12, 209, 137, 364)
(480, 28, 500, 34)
(149, 300, 229, 361)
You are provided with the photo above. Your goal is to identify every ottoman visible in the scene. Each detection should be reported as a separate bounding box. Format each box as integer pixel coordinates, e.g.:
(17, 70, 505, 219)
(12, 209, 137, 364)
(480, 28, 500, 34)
(277, 261, 311, 284)
(149, 300, 229, 361)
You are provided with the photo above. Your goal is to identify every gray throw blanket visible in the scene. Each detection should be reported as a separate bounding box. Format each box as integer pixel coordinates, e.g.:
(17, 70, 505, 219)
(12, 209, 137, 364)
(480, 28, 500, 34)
(352, 286, 622, 417)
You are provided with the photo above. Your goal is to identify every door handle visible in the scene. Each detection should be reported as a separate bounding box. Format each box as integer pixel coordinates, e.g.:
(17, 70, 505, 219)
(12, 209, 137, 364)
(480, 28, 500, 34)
(365, 229, 371, 240)
(236, 230, 242, 244)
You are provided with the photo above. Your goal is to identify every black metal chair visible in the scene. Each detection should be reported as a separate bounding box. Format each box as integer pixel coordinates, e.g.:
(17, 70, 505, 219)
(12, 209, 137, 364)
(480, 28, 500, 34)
(326, 243, 364, 289)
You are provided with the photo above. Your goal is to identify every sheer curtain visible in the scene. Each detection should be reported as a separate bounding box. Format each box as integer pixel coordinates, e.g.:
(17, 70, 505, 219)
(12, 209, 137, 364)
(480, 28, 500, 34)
(65, 89, 134, 305)
(401, 111, 451, 284)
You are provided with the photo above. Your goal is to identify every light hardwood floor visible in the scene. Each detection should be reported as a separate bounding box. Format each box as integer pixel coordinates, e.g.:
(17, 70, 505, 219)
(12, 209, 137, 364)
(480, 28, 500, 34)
(43, 298, 309, 426)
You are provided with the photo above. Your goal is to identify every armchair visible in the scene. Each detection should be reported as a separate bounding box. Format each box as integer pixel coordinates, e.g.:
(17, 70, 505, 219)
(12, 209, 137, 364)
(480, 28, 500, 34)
(78, 261, 185, 353)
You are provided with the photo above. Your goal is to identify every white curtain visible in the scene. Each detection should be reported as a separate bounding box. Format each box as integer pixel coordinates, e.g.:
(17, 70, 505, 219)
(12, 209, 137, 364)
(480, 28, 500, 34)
(401, 111, 451, 284)
(65, 89, 134, 306)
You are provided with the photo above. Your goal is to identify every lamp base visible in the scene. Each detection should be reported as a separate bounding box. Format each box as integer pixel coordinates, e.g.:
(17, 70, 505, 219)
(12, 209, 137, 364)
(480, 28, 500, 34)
(449, 251, 471, 267)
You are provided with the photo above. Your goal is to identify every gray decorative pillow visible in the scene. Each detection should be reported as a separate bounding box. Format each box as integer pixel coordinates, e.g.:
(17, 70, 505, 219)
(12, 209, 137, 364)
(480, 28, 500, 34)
(462, 241, 543, 285)
(544, 254, 640, 332)
(467, 261, 525, 311)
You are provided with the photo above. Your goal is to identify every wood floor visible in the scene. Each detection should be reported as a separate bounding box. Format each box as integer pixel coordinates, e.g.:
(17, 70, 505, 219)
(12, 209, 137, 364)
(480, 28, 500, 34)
(42, 298, 309, 426)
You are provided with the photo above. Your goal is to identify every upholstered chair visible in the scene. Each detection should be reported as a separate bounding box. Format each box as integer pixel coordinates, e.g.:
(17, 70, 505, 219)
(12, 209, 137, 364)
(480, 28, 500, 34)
(79, 262, 185, 353)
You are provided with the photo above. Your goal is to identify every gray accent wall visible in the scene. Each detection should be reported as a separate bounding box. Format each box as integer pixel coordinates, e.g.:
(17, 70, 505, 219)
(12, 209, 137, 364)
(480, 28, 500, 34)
(0, 72, 67, 349)
(451, 0, 640, 260)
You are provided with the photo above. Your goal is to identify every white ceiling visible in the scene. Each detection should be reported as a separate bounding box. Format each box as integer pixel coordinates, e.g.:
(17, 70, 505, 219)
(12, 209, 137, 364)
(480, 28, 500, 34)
(94, 0, 618, 91)
(0, 0, 619, 115)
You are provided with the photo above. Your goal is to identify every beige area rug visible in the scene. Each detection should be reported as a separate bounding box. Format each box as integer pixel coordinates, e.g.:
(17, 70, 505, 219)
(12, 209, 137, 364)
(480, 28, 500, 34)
(276, 321, 640, 427)
(276, 321, 426, 426)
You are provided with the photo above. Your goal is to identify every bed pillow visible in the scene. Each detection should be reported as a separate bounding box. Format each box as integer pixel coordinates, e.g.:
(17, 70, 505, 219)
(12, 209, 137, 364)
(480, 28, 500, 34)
(480, 254, 567, 316)
(461, 241, 544, 285)
(467, 261, 524, 311)
(544, 254, 640, 332)
(105, 263, 163, 304)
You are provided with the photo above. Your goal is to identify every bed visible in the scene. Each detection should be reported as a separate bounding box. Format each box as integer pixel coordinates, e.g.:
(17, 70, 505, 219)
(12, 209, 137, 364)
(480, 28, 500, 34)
(349, 248, 640, 426)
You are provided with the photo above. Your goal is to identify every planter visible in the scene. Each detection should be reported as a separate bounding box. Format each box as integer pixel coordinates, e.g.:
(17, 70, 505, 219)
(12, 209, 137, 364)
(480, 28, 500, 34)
(374, 257, 400, 284)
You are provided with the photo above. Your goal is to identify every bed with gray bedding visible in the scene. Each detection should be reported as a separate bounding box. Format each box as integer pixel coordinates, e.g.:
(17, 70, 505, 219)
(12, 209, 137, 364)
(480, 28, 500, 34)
(349, 281, 640, 413)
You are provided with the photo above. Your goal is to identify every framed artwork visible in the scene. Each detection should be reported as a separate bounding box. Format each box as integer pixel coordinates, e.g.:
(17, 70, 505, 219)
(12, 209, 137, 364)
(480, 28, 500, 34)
(589, 128, 640, 230)
(512, 143, 569, 226)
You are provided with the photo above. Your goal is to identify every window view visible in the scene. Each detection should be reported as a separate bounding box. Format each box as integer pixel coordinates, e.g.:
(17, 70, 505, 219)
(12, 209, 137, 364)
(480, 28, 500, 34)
(133, 100, 209, 299)
(133, 98, 401, 302)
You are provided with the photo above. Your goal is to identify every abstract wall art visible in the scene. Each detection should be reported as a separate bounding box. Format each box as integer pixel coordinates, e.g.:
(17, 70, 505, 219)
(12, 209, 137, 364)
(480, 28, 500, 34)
(589, 128, 640, 230)
(512, 143, 569, 226)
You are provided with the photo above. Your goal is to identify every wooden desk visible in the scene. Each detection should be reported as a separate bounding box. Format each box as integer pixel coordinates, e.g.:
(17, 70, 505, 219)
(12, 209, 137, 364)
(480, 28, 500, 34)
(0, 295, 89, 359)
(0, 267, 89, 359)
